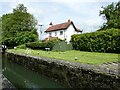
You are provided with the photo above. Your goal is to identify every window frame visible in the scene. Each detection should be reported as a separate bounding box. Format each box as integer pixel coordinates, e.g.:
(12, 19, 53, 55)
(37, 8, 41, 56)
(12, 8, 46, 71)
(60, 31, 63, 35)
(49, 32, 52, 36)
(55, 32, 57, 36)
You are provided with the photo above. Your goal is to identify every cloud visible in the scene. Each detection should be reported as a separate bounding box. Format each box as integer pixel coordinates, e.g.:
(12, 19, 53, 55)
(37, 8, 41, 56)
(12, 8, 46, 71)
(0, 0, 118, 34)
(1, 0, 118, 3)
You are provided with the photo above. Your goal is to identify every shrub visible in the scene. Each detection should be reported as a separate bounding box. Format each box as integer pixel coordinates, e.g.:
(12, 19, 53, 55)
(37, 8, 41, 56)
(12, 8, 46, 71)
(2, 37, 17, 48)
(71, 28, 120, 53)
(17, 44, 26, 49)
(25, 38, 62, 50)
(44, 38, 61, 50)
(25, 41, 45, 50)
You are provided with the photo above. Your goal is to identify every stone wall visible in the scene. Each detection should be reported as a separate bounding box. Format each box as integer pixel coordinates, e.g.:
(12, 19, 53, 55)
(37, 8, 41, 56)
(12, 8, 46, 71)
(1, 74, 16, 90)
(6, 52, 120, 89)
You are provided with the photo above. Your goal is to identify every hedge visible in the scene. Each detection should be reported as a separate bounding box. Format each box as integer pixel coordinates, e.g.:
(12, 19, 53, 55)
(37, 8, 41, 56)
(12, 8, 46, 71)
(25, 38, 61, 50)
(25, 41, 45, 50)
(71, 28, 120, 53)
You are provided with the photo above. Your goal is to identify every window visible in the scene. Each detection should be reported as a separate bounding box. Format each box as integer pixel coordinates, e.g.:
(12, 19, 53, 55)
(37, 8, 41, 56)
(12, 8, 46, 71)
(49, 32, 52, 36)
(60, 31, 63, 35)
(55, 32, 57, 36)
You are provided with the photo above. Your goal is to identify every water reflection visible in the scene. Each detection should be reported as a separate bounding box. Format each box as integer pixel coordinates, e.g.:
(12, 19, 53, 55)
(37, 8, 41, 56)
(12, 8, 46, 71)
(2, 54, 65, 89)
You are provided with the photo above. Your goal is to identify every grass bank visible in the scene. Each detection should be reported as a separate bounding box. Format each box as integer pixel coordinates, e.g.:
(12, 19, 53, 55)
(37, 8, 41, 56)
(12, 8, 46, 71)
(8, 49, 119, 65)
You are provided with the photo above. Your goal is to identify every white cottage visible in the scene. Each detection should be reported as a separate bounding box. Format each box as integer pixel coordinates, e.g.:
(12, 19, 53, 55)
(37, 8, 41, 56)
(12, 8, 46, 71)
(45, 20, 82, 43)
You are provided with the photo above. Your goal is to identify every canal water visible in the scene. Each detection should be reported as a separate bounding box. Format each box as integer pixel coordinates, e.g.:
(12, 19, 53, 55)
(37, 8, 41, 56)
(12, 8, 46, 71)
(2, 54, 66, 89)
(0, 53, 2, 89)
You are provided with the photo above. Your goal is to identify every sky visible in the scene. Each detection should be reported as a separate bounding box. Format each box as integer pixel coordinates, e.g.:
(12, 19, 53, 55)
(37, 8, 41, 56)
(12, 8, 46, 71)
(0, 0, 118, 39)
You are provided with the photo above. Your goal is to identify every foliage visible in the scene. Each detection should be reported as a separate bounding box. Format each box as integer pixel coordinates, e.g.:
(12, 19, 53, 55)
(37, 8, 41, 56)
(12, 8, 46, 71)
(99, 1, 120, 30)
(0, 17, 2, 44)
(26, 38, 61, 50)
(52, 41, 73, 52)
(3, 31, 37, 48)
(17, 44, 26, 49)
(26, 41, 45, 50)
(13, 4, 27, 13)
(2, 4, 38, 47)
(44, 38, 61, 50)
(71, 28, 120, 53)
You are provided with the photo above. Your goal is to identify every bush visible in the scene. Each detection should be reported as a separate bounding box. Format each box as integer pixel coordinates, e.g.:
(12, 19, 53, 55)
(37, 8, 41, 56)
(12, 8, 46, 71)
(17, 44, 26, 49)
(44, 38, 61, 50)
(25, 38, 61, 50)
(2, 37, 17, 48)
(71, 28, 120, 53)
(26, 41, 44, 50)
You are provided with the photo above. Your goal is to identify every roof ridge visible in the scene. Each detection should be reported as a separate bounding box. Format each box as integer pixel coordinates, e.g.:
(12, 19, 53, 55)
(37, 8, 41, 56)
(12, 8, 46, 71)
(52, 21, 72, 26)
(45, 20, 81, 32)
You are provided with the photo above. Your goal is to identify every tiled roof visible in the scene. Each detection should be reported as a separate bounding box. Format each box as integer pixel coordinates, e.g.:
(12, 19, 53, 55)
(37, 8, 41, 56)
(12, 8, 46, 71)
(45, 20, 82, 32)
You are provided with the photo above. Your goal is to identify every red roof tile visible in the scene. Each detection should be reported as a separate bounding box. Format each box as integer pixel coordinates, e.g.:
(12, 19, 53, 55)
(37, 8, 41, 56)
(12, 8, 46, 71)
(45, 21, 82, 32)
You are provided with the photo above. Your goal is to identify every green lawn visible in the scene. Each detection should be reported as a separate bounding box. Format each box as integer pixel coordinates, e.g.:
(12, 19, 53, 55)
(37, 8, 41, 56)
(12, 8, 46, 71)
(8, 49, 119, 65)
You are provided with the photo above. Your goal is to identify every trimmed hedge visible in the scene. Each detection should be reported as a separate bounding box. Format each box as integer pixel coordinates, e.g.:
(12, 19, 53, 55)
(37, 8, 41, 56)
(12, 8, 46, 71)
(25, 38, 61, 50)
(71, 28, 120, 53)
(25, 41, 44, 50)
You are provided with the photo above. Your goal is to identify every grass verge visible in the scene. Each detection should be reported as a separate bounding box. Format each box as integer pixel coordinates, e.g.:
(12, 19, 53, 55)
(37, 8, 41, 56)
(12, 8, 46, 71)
(8, 49, 119, 65)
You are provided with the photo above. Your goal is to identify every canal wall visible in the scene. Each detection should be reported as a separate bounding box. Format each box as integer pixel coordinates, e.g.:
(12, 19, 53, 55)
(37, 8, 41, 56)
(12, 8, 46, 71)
(6, 52, 120, 89)
(1, 74, 16, 90)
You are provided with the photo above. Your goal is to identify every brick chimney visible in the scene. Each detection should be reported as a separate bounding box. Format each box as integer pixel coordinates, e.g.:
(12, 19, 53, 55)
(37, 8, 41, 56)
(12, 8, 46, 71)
(49, 22, 53, 27)
(68, 19, 70, 22)
(49, 22, 53, 25)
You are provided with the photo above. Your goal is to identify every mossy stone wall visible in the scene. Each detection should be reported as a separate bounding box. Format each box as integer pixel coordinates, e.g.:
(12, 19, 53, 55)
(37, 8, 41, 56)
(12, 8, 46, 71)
(6, 52, 120, 89)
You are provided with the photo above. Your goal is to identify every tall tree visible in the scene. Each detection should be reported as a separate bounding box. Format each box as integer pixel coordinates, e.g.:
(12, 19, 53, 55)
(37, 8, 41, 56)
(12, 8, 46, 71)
(2, 4, 38, 47)
(13, 4, 27, 13)
(99, 1, 120, 30)
(0, 17, 2, 44)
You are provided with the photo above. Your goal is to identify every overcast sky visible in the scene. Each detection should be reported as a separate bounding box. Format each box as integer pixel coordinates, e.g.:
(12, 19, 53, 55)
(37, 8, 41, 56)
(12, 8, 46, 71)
(0, 0, 118, 35)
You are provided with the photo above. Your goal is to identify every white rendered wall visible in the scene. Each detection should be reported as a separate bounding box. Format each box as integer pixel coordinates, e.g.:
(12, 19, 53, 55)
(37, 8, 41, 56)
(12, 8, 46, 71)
(65, 24, 79, 43)
(45, 24, 81, 43)
(46, 30, 66, 40)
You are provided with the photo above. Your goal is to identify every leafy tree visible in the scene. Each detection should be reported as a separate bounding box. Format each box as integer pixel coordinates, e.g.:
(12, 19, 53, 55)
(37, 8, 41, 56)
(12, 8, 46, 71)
(99, 1, 120, 30)
(2, 4, 38, 47)
(0, 17, 2, 44)
(13, 4, 27, 13)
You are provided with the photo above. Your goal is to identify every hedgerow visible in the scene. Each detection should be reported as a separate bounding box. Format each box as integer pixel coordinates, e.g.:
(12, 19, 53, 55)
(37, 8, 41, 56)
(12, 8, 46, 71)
(25, 38, 61, 50)
(71, 28, 120, 53)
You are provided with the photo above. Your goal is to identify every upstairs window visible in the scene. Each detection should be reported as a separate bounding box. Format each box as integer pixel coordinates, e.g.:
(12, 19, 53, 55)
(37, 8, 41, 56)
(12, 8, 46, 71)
(55, 32, 57, 36)
(60, 31, 63, 35)
(49, 32, 52, 36)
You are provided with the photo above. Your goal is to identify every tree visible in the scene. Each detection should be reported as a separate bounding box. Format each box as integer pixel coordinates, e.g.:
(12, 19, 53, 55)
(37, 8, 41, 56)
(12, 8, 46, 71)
(0, 17, 2, 44)
(2, 4, 38, 47)
(99, 1, 120, 30)
(13, 4, 27, 13)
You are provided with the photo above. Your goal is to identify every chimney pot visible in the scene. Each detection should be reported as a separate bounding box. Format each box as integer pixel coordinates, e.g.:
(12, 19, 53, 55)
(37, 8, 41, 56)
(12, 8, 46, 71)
(49, 22, 53, 25)
(68, 19, 70, 22)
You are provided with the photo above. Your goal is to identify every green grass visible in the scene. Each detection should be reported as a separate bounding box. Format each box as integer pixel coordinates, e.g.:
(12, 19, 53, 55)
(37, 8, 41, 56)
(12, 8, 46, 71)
(8, 49, 119, 65)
